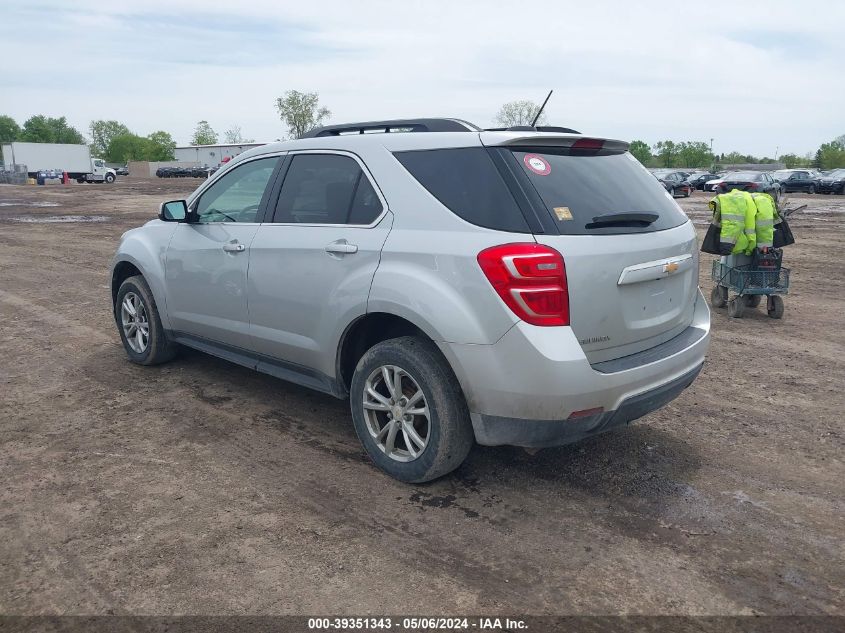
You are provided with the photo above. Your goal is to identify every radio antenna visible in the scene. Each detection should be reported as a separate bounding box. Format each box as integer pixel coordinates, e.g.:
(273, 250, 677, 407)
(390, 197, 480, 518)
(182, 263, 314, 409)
(531, 90, 553, 127)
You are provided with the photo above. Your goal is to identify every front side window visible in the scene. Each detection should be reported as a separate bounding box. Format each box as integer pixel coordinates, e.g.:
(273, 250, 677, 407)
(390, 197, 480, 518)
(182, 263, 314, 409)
(195, 156, 279, 223)
(272, 154, 383, 225)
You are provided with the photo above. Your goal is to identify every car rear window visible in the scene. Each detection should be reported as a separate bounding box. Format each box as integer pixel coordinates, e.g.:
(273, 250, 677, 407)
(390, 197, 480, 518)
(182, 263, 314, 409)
(394, 148, 530, 233)
(510, 149, 688, 235)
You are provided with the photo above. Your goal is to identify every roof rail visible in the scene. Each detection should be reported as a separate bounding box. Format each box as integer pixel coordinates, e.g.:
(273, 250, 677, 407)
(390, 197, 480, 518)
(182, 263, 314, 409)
(302, 118, 481, 138)
(484, 125, 581, 134)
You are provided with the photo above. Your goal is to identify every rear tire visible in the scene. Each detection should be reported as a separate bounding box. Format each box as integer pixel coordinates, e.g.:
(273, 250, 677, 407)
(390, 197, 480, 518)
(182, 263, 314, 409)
(767, 295, 785, 319)
(744, 294, 762, 308)
(350, 336, 473, 483)
(728, 296, 745, 318)
(710, 285, 727, 308)
(115, 275, 177, 365)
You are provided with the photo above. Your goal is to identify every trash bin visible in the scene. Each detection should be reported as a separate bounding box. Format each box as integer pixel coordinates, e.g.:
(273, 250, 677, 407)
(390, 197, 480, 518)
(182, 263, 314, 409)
(36, 173, 45, 186)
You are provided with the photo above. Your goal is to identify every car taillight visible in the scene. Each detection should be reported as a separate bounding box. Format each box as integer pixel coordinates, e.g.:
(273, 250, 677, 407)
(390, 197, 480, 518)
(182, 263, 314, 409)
(571, 138, 604, 150)
(477, 243, 569, 326)
(747, 182, 758, 190)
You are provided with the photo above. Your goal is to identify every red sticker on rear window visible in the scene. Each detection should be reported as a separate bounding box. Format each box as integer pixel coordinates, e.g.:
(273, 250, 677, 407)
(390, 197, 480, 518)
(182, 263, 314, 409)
(523, 153, 551, 176)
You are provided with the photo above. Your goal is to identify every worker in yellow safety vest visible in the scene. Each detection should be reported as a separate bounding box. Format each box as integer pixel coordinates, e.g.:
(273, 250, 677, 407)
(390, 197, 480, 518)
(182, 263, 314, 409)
(709, 189, 757, 255)
(750, 192, 778, 250)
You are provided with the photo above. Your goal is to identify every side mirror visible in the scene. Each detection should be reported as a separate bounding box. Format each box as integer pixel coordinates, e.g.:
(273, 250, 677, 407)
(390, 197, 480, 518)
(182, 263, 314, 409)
(160, 200, 188, 222)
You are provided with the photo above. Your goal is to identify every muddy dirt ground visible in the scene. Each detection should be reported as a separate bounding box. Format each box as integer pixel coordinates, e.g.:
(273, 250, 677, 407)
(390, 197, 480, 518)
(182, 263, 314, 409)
(0, 179, 843, 616)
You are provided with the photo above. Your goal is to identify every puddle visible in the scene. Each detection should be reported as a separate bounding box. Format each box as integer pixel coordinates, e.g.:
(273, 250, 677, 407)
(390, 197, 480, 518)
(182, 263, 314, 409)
(0, 201, 61, 207)
(6, 215, 109, 223)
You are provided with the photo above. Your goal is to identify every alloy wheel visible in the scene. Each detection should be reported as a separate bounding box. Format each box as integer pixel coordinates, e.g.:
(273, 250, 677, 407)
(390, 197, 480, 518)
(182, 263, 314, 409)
(362, 365, 430, 462)
(120, 291, 150, 353)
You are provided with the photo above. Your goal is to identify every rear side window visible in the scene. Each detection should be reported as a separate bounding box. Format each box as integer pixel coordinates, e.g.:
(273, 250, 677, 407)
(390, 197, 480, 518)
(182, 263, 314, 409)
(273, 153, 383, 225)
(395, 148, 530, 233)
(511, 149, 689, 235)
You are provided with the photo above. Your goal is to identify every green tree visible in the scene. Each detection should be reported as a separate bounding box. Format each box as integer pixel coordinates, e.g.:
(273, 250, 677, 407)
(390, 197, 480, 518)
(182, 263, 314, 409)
(106, 133, 151, 163)
(145, 130, 176, 161)
(274, 90, 331, 139)
(89, 120, 131, 157)
(814, 140, 845, 170)
(492, 100, 548, 127)
(0, 115, 21, 143)
(778, 153, 803, 168)
(191, 120, 218, 145)
(653, 140, 678, 167)
(676, 141, 713, 168)
(223, 125, 254, 144)
(628, 140, 652, 165)
(20, 115, 85, 144)
(721, 151, 752, 165)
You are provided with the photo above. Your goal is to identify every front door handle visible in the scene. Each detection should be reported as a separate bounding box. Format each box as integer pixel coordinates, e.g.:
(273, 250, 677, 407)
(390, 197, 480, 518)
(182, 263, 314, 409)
(325, 240, 358, 255)
(223, 242, 246, 253)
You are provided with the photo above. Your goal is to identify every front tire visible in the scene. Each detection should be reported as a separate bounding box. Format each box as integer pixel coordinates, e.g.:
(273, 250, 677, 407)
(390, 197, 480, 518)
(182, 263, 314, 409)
(808, 184, 815, 194)
(710, 285, 727, 308)
(767, 295, 785, 319)
(728, 296, 745, 318)
(115, 275, 177, 365)
(105, 173, 115, 183)
(350, 336, 473, 483)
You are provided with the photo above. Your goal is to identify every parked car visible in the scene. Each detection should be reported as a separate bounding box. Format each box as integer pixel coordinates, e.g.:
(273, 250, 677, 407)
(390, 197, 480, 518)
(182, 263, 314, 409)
(715, 171, 781, 200)
(705, 176, 724, 191)
(650, 170, 692, 197)
(115, 165, 129, 176)
(772, 169, 821, 194)
(686, 172, 719, 191)
(111, 118, 710, 482)
(817, 168, 845, 194)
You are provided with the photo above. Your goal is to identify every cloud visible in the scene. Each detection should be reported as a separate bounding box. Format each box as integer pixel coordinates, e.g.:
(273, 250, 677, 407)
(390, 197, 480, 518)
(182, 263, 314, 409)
(1, 0, 843, 155)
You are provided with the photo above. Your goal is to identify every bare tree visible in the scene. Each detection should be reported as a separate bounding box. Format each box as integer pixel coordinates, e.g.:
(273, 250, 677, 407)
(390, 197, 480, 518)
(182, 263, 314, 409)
(223, 125, 254, 144)
(493, 100, 548, 127)
(274, 90, 331, 139)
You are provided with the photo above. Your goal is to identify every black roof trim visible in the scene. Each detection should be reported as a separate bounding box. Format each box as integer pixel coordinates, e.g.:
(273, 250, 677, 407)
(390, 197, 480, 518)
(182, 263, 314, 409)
(484, 125, 581, 134)
(302, 118, 481, 138)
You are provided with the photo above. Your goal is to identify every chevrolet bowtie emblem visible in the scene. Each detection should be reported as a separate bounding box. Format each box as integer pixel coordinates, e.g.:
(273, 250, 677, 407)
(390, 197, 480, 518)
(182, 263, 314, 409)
(664, 262, 679, 274)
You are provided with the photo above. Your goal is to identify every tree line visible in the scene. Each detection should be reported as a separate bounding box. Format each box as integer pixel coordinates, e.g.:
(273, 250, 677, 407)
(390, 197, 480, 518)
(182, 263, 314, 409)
(0, 115, 255, 164)
(628, 137, 845, 171)
(3, 96, 844, 170)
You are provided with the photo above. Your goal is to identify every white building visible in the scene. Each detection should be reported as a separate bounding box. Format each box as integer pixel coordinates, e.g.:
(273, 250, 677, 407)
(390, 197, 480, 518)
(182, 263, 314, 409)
(173, 143, 265, 168)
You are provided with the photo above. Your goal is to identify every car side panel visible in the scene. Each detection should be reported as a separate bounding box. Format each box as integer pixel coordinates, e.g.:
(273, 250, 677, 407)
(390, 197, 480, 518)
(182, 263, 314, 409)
(368, 228, 521, 345)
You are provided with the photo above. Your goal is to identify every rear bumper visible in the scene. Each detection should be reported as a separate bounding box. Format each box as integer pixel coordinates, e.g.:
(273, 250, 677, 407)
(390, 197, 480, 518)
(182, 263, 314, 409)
(472, 363, 702, 447)
(439, 288, 710, 447)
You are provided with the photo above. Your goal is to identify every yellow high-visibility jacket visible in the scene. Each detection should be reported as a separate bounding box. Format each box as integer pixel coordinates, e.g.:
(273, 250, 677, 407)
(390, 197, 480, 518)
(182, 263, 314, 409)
(750, 192, 777, 249)
(709, 189, 757, 255)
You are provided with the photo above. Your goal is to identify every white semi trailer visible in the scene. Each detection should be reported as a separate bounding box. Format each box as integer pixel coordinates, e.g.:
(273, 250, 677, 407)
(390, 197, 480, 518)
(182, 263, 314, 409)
(0, 142, 116, 183)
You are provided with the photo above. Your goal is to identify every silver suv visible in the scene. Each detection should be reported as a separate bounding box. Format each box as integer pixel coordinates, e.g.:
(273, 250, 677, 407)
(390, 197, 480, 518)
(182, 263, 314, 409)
(110, 118, 710, 482)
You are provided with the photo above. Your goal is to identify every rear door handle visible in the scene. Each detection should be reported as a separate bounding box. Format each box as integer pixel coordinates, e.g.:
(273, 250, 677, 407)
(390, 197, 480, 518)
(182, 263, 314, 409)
(223, 242, 246, 253)
(325, 240, 358, 255)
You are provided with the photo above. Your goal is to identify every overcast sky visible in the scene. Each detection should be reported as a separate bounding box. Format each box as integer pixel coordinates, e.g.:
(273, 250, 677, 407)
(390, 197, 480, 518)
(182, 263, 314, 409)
(2, 0, 843, 157)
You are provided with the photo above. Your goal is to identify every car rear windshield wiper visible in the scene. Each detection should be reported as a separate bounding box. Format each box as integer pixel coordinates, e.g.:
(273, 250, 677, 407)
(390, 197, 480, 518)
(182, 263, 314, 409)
(585, 212, 659, 229)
